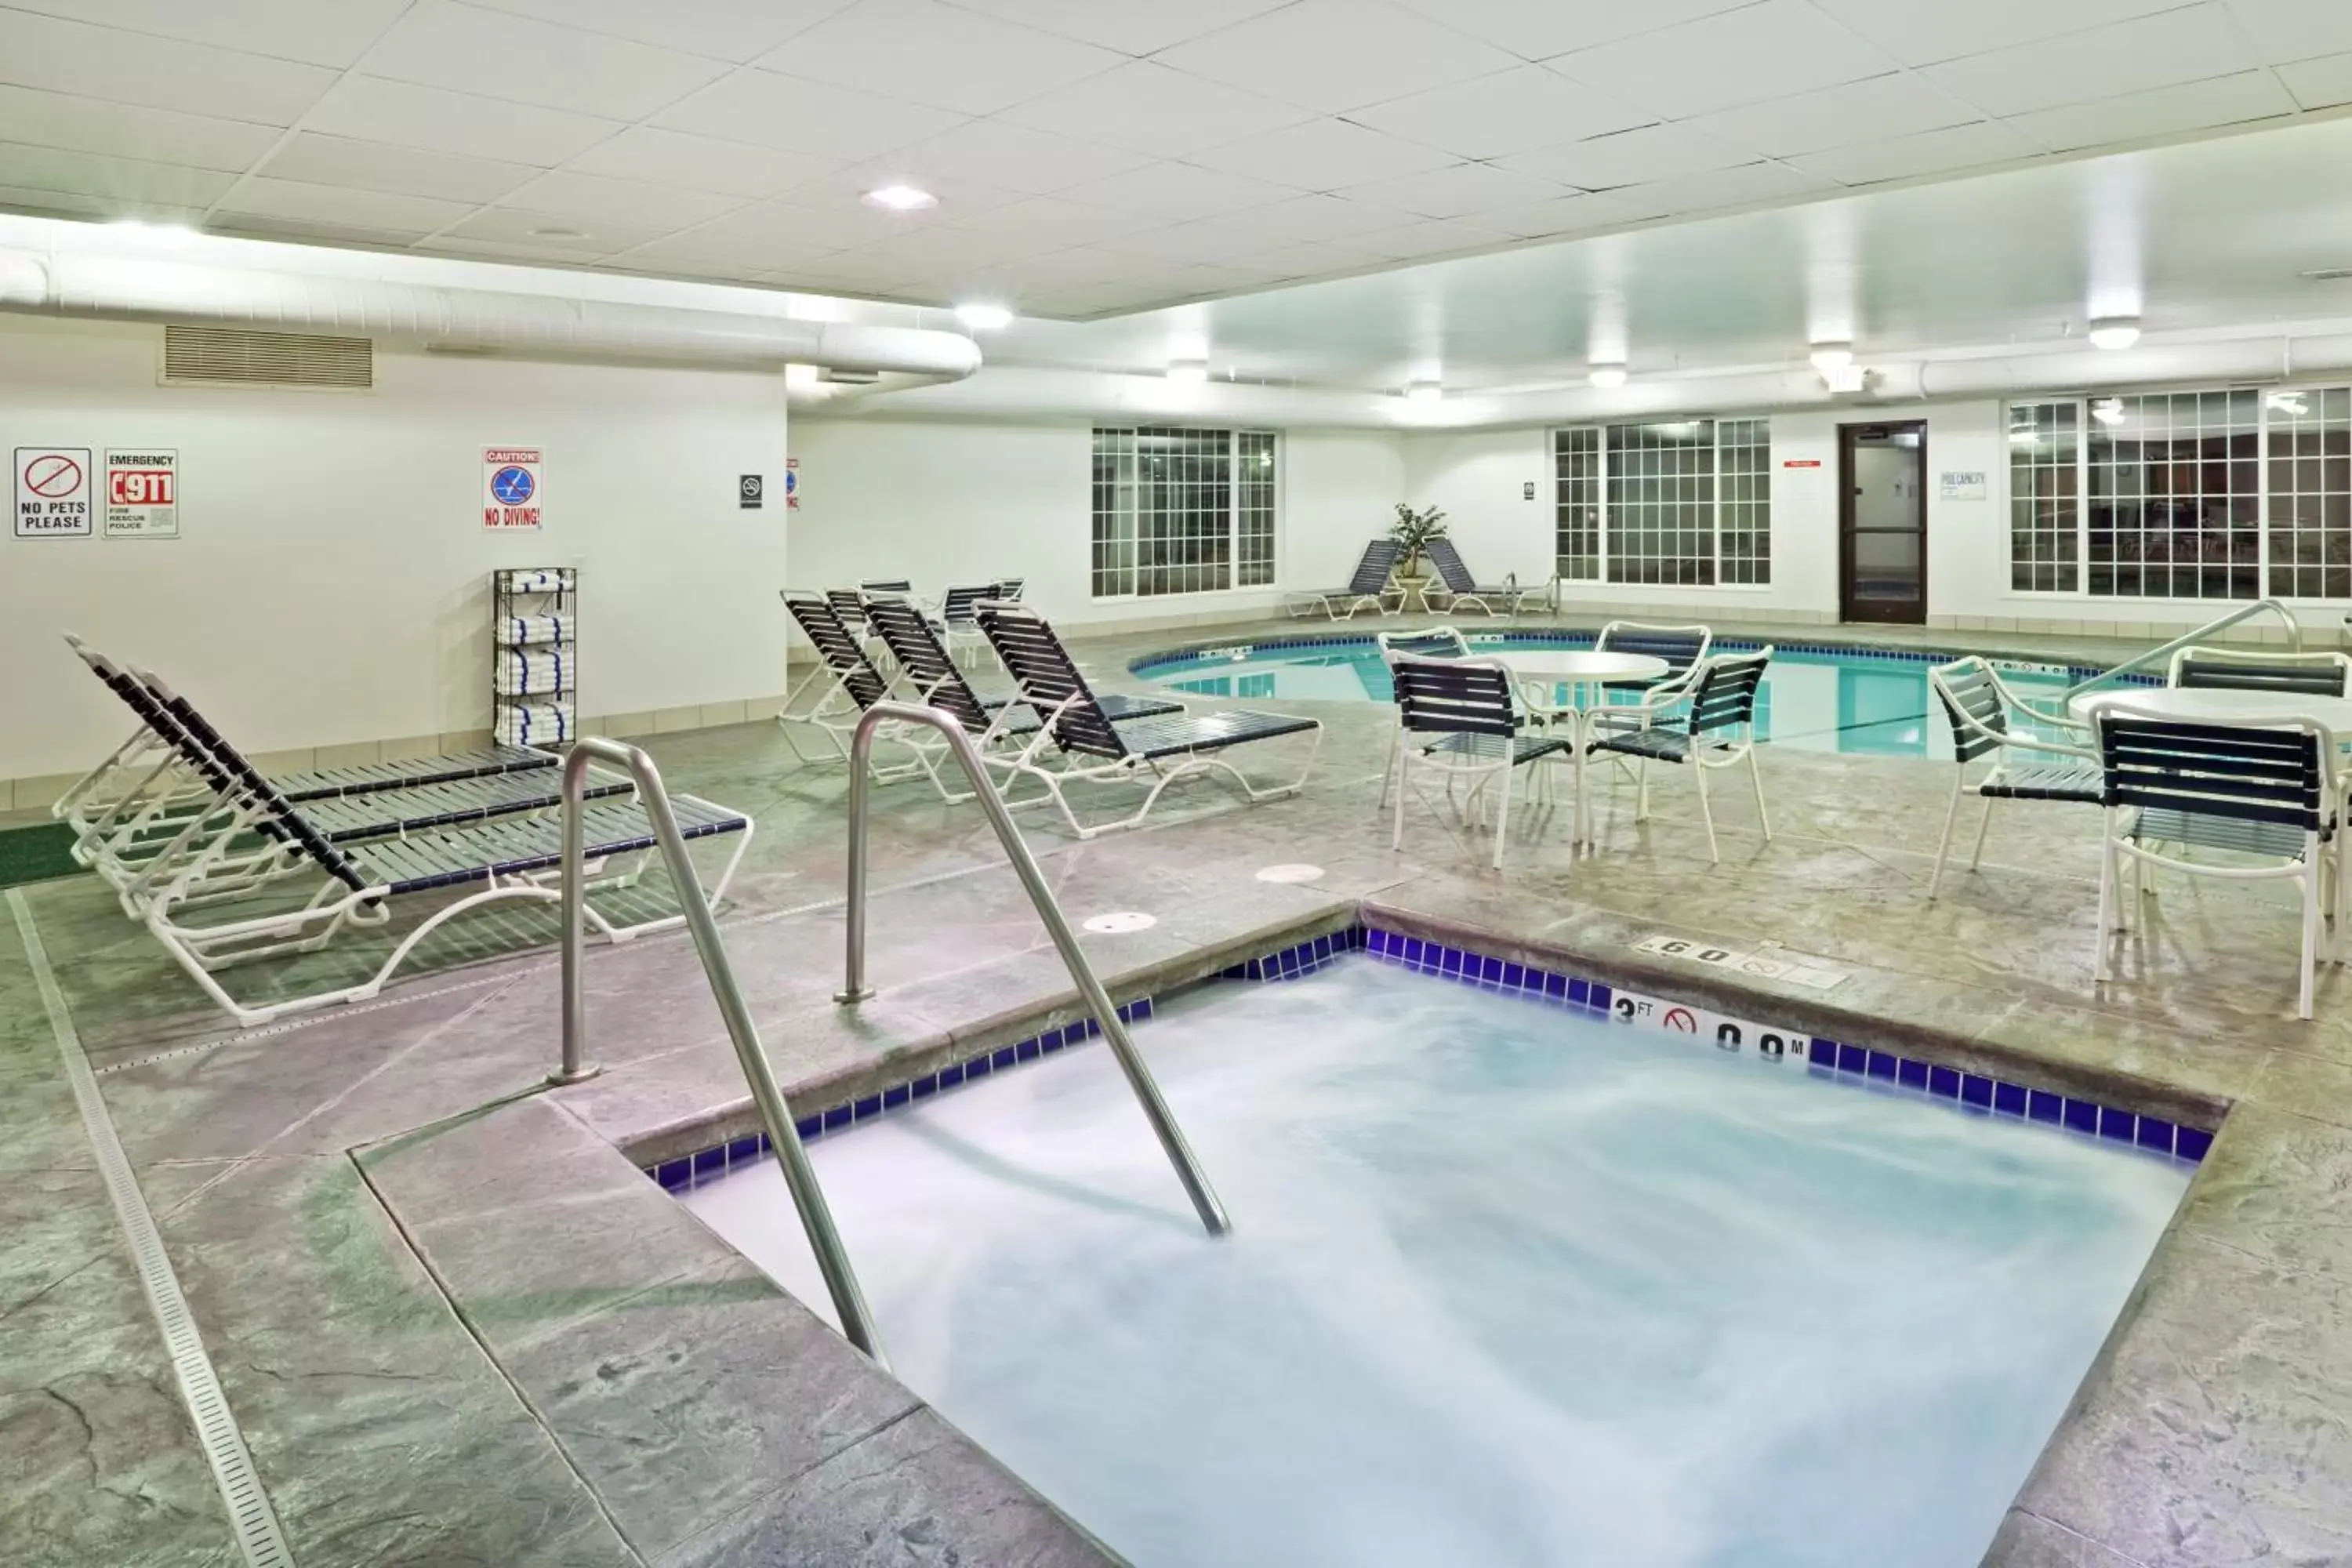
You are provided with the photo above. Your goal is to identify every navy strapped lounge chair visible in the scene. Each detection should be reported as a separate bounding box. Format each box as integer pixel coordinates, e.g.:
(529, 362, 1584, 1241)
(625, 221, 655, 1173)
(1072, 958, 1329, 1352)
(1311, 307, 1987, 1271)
(978, 603, 1323, 839)
(2093, 706, 2340, 1019)
(1587, 648, 1773, 862)
(1388, 655, 1572, 869)
(777, 591, 950, 789)
(1926, 656, 2102, 900)
(935, 583, 1000, 666)
(1421, 538, 1530, 618)
(1283, 539, 1405, 620)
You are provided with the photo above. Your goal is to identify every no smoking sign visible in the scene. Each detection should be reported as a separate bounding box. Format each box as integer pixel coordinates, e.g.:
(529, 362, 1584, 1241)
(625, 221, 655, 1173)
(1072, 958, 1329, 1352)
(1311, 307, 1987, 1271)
(15, 447, 93, 538)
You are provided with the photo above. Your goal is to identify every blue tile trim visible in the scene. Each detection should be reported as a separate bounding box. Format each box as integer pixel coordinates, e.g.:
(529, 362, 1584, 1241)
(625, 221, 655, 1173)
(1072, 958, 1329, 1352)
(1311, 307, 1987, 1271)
(645, 921, 2208, 1192)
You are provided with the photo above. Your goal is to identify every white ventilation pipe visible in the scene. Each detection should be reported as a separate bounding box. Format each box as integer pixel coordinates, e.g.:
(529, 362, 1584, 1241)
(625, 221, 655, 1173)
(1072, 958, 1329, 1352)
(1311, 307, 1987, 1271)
(0, 246, 980, 379)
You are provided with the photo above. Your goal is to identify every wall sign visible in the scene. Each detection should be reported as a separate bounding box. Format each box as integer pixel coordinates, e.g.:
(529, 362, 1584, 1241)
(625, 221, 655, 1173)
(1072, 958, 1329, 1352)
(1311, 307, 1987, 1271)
(483, 447, 543, 530)
(104, 448, 178, 539)
(739, 473, 764, 510)
(1523, 481, 1536, 500)
(1940, 470, 1987, 500)
(1782, 458, 1822, 469)
(15, 447, 92, 538)
(785, 455, 800, 510)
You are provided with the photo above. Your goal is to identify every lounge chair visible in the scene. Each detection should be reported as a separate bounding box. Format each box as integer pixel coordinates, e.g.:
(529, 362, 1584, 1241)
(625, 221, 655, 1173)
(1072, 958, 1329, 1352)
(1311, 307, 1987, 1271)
(935, 583, 999, 666)
(1926, 657, 2102, 900)
(1587, 648, 1773, 862)
(1388, 655, 1573, 869)
(978, 604, 1323, 839)
(1282, 539, 1404, 620)
(776, 592, 951, 790)
(1422, 538, 1531, 618)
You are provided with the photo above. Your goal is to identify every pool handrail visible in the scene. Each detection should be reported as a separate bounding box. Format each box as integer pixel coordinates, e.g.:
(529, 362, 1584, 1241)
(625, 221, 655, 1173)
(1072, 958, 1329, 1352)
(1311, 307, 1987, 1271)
(556, 737, 891, 1369)
(834, 701, 1232, 1239)
(2056, 597, 2301, 707)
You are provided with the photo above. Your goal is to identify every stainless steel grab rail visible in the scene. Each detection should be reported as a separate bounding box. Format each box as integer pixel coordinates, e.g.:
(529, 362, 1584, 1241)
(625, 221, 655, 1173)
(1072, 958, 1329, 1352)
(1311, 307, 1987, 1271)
(2057, 597, 2303, 703)
(556, 738, 890, 1367)
(834, 702, 1232, 1238)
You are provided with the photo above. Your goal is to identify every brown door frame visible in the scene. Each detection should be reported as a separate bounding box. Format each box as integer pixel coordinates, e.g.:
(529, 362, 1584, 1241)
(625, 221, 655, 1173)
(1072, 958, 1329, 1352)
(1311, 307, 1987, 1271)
(1839, 419, 1929, 625)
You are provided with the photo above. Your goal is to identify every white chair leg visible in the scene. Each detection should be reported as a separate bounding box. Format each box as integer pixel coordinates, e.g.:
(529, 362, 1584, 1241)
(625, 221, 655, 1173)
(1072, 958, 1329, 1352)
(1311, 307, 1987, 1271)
(2299, 842, 2320, 1020)
(1637, 757, 1651, 822)
(1968, 795, 1995, 871)
(1377, 730, 1401, 811)
(1693, 762, 1719, 864)
(2094, 816, 2118, 982)
(1391, 748, 1408, 852)
(1747, 745, 1771, 840)
(1928, 773, 1966, 901)
(1491, 762, 1515, 870)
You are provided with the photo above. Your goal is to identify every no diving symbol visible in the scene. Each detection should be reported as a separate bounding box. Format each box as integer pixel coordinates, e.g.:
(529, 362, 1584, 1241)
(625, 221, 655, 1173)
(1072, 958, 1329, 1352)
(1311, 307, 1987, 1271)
(490, 465, 536, 506)
(1661, 1007, 1698, 1033)
(24, 453, 82, 497)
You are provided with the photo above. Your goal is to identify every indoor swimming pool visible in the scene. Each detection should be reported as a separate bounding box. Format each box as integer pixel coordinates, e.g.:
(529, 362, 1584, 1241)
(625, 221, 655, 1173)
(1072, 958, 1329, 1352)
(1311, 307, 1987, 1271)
(682, 957, 2190, 1568)
(1131, 636, 2108, 757)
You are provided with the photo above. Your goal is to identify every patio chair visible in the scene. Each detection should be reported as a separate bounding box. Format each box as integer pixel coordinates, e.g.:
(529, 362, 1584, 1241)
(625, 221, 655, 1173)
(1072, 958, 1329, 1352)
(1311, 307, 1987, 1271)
(1421, 537, 1530, 618)
(1595, 620, 1712, 694)
(1374, 626, 1472, 808)
(977, 603, 1323, 839)
(2094, 706, 2340, 1020)
(1282, 539, 1404, 620)
(1926, 656, 2103, 900)
(776, 592, 949, 792)
(1587, 648, 1774, 862)
(1388, 655, 1573, 869)
(2169, 644, 2352, 696)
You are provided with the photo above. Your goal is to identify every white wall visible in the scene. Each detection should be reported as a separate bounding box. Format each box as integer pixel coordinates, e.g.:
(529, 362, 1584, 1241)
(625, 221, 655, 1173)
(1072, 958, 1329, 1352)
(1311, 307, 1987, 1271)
(0, 316, 789, 784)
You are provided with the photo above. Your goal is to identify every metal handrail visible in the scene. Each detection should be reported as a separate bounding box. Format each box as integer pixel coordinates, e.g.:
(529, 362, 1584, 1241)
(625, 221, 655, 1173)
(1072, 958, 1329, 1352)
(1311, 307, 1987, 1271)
(2058, 597, 2303, 703)
(835, 702, 1232, 1238)
(555, 738, 890, 1368)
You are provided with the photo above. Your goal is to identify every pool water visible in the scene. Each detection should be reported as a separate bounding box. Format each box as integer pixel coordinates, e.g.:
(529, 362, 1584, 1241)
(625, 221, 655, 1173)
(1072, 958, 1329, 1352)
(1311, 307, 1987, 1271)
(1132, 637, 2095, 757)
(684, 960, 2187, 1568)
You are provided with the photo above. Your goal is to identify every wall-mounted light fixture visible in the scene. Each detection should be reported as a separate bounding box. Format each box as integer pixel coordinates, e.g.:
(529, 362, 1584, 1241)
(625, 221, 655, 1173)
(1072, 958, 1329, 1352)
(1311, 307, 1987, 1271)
(2087, 317, 2141, 350)
(1588, 363, 1627, 389)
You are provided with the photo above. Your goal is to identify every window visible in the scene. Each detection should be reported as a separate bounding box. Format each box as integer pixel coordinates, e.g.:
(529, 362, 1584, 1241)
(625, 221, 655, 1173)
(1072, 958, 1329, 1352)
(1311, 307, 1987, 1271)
(1091, 426, 1277, 598)
(2009, 389, 2347, 601)
(1552, 418, 1772, 586)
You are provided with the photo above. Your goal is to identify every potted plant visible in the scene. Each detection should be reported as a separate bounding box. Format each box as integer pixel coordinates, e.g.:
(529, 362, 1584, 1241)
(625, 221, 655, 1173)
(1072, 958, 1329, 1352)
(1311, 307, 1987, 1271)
(1389, 503, 1448, 588)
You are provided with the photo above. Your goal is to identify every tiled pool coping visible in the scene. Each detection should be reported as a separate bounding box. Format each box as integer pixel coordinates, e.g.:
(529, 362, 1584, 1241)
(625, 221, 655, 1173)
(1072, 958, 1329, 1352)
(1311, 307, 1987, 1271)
(647, 922, 2209, 1193)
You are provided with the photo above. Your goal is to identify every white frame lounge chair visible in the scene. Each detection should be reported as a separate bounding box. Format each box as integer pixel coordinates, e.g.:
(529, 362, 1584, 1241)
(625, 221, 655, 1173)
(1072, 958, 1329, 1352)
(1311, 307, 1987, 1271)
(1282, 539, 1406, 620)
(776, 591, 951, 791)
(1421, 537, 1530, 618)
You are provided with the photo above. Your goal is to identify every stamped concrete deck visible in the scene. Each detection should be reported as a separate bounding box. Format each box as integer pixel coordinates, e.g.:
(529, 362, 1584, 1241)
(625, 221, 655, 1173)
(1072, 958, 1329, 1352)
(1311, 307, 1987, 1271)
(8, 612, 2352, 1566)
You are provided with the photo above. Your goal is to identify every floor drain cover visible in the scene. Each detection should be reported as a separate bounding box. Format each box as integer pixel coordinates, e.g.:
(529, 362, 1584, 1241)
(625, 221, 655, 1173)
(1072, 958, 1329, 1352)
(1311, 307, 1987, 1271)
(1256, 863, 1326, 884)
(1083, 911, 1158, 934)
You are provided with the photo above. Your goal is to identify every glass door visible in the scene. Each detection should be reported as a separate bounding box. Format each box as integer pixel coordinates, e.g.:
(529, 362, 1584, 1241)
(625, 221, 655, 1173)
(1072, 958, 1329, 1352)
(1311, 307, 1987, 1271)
(1841, 422, 1927, 623)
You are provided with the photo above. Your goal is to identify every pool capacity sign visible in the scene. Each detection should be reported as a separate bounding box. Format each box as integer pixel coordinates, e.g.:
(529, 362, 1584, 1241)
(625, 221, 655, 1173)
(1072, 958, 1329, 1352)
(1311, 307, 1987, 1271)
(482, 447, 543, 531)
(15, 447, 92, 537)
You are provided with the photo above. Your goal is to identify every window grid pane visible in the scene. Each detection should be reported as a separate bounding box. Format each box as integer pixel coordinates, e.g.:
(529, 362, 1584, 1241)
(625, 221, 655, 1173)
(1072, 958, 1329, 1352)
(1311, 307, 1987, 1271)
(2009, 401, 2080, 592)
(2087, 390, 2260, 600)
(1092, 426, 1276, 598)
(1236, 430, 1277, 587)
(1554, 426, 1602, 581)
(1716, 417, 1771, 585)
(1090, 426, 1136, 598)
(2266, 387, 2352, 600)
(1606, 419, 1718, 586)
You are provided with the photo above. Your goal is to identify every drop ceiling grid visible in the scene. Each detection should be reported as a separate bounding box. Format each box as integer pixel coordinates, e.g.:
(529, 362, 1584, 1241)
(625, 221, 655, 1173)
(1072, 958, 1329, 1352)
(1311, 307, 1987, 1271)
(0, 0, 2342, 314)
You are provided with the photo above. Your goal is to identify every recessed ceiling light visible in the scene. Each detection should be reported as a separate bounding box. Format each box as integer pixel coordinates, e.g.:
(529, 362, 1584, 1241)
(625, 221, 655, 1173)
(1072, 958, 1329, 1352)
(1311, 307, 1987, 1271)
(108, 219, 195, 245)
(2087, 317, 2141, 350)
(862, 184, 937, 212)
(529, 226, 587, 239)
(1588, 363, 1628, 389)
(1167, 358, 1209, 384)
(1809, 342, 1854, 375)
(955, 302, 1012, 331)
(1405, 379, 1443, 403)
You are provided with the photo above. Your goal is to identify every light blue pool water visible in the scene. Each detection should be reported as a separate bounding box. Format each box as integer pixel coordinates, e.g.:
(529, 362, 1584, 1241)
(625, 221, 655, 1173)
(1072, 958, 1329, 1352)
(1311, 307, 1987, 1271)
(1131, 636, 2114, 757)
(686, 960, 2187, 1568)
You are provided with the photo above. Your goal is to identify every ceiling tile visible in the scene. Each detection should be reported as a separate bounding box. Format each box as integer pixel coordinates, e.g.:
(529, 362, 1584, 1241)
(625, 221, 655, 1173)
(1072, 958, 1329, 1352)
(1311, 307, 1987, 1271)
(438, 205, 673, 251)
(463, 0, 857, 60)
(949, 195, 1174, 245)
(1548, 1, 1901, 119)
(1335, 162, 1570, 219)
(1093, 222, 1265, 264)
(591, 254, 776, 284)
(212, 176, 479, 234)
(1184, 118, 1458, 191)
(0, 0, 410, 68)
(2004, 69, 2297, 151)
(1347, 64, 1653, 160)
(0, 143, 238, 209)
(562, 127, 839, 198)
(210, 214, 435, 246)
(656, 70, 967, 162)
(846, 121, 1151, 196)
(611, 225, 842, 269)
(667, 192, 927, 252)
(1687, 74, 1982, 159)
(999, 62, 1314, 158)
(941, 0, 1298, 57)
(423, 235, 644, 266)
(1497, 123, 1754, 189)
(2224, 0, 2352, 64)
(759, 0, 1125, 115)
(259, 133, 539, 204)
(0, 9, 336, 124)
(1791, 118, 2040, 185)
(1236, 238, 1396, 280)
(1155, 0, 1521, 114)
(1600, 159, 1832, 218)
(2278, 49, 2352, 108)
(305, 77, 625, 165)
(0, 183, 205, 223)
(1352, 219, 1512, 260)
(845, 225, 1068, 277)
(0, 84, 278, 172)
(1210, 193, 1418, 241)
(364, 1, 731, 119)
(1054, 161, 1296, 220)
(1809, 0, 2194, 68)
(1469, 189, 1642, 238)
(1924, 6, 2258, 118)
(1388, 0, 1757, 61)
(495, 169, 750, 230)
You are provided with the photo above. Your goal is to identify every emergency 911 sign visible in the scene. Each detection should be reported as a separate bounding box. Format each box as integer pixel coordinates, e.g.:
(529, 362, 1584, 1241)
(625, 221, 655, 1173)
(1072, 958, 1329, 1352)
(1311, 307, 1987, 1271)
(483, 447, 543, 531)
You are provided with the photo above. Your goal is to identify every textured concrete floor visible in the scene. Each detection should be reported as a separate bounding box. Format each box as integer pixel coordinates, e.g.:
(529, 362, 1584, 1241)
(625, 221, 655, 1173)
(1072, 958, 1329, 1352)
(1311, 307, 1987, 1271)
(8, 612, 2352, 1566)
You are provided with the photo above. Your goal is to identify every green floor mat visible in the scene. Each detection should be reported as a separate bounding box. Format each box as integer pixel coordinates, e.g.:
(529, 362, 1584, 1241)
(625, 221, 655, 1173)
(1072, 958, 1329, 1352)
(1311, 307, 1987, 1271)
(0, 822, 82, 888)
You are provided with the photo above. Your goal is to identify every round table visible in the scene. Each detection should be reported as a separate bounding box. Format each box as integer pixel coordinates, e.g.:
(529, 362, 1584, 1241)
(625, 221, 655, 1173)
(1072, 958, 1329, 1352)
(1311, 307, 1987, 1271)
(1490, 649, 1671, 845)
(2070, 688, 2352, 734)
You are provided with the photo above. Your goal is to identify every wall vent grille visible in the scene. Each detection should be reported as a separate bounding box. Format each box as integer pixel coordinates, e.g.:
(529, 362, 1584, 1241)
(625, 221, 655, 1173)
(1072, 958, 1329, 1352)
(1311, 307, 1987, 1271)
(162, 324, 373, 388)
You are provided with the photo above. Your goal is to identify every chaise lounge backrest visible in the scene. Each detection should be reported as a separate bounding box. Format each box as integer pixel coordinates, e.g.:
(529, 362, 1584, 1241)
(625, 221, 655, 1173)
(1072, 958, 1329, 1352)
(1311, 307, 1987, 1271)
(784, 593, 893, 711)
(978, 604, 1129, 761)
(863, 599, 993, 735)
(1345, 539, 1402, 595)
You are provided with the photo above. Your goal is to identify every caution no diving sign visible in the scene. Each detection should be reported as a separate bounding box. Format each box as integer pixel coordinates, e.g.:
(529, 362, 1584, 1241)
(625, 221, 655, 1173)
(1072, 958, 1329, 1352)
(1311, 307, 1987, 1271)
(483, 447, 543, 531)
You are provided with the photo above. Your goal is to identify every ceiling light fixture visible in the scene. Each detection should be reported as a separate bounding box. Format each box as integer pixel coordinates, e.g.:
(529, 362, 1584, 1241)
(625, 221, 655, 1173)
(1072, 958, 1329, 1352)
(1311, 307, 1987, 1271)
(528, 226, 588, 239)
(862, 184, 937, 212)
(108, 219, 196, 245)
(2091, 397, 2125, 426)
(2087, 317, 2141, 351)
(1167, 358, 1209, 384)
(1809, 342, 1855, 375)
(1405, 379, 1443, 404)
(1588, 363, 1628, 389)
(2268, 390, 2310, 416)
(2300, 267, 2352, 282)
(955, 302, 1012, 332)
